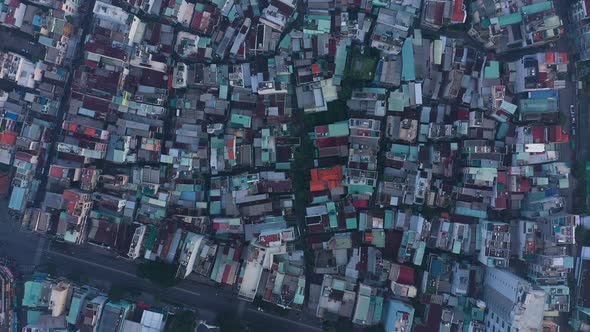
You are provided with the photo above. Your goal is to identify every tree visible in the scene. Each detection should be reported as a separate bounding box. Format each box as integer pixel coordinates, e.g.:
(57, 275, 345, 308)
(322, 319, 353, 332)
(108, 284, 141, 301)
(108, 285, 125, 302)
(363, 324, 385, 332)
(136, 261, 179, 287)
(572, 161, 586, 179)
(38, 262, 57, 276)
(165, 310, 197, 332)
(216, 311, 245, 332)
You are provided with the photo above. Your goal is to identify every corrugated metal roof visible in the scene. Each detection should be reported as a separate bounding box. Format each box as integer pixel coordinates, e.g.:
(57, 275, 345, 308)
(8, 187, 26, 211)
(401, 38, 416, 81)
(498, 13, 523, 27)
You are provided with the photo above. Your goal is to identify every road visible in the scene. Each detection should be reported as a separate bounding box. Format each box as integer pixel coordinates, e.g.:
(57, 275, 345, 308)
(0, 27, 46, 61)
(0, 201, 321, 331)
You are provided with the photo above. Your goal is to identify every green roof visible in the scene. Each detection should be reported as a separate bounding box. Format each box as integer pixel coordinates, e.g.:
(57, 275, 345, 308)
(498, 13, 523, 27)
(346, 217, 357, 230)
(384, 210, 394, 229)
(326, 121, 349, 137)
(401, 38, 416, 81)
(347, 184, 374, 195)
(413, 241, 426, 265)
(333, 38, 349, 85)
(359, 213, 367, 231)
(230, 114, 251, 128)
(544, 15, 561, 29)
(22, 281, 44, 307)
(317, 19, 331, 33)
(67, 296, 83, 324)
(354, 295, 371, 322)
(197, 37, 211, 48)
(144, 225, 158, 250)
(522, 1, 552, 15)
(219, 85, 228, 99)
(484, 61, 500, 79)
(9, 187, 26, 210)
(388, 90, 405, 112)
(373, 297, 384, 322)
(455, 207, 488, 219)
(471, 307, 485, 321)
(500, 100, 518, 114)
(332, 279, 346, 291)
(275, 162, 291, 170)
(371, 230, 386, 248)
(279, 35, 291, 49)
(496, 122, 510, 139)
(334, 236, 352, 249)
(27, 311, 42, 325)
(293, 277, 306, 305)
(519, 98, 558, 114)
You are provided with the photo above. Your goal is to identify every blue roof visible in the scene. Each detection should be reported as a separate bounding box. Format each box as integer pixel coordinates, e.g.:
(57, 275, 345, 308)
(529, 90, 558, 99)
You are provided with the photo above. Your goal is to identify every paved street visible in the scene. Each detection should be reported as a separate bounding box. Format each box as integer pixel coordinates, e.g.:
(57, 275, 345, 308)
(0, 201, 321, 331)
(0, 28, 46, 60)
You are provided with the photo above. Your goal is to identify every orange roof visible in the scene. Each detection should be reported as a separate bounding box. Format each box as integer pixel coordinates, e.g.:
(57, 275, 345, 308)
(226, 138, 235, 161)
(311, 165, 343, 181)
(310, 183, 327, 192)
(310, 166, 343, 191)
(84, 127, 96, 136)
(546, 52, 555, 63)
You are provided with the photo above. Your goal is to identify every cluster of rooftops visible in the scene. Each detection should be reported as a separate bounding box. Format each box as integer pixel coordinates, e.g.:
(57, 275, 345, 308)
(0, 0, 585, 329)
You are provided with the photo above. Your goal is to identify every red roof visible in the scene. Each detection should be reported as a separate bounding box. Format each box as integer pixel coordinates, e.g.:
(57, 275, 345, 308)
(232, 245, 242, 261)
(456, 108, 469, 120)
(315, 125, 329, 135)
(451, 0, 467, 23)
(63, 189, 80, 202)
(316, 136, 349, 148)
(519, 179, 531, 193)
(495, 197, 507, 209)
(548, 126, 568, 143)
(532, 126, 545, 142)
(397, 265, 415, 285)
(559, 52, 569, 64)
(497, 172, 507, 185)
(258, 233, 280, 246)
(84, 60, 99, 68)
(226, 138, 235, 160)
(15, 152, 34, 162)
(311, 63, 321, 74)
(49, 165, 66, 178)
(191, 11, 203, 30)
(353, 200, 368, 208)
(84, 42, 127, 62)
(222, 265, 232, 284)
(545, 52, 555, 64)
(0, 131, 17, 145)
(328, 39, 337, 56)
